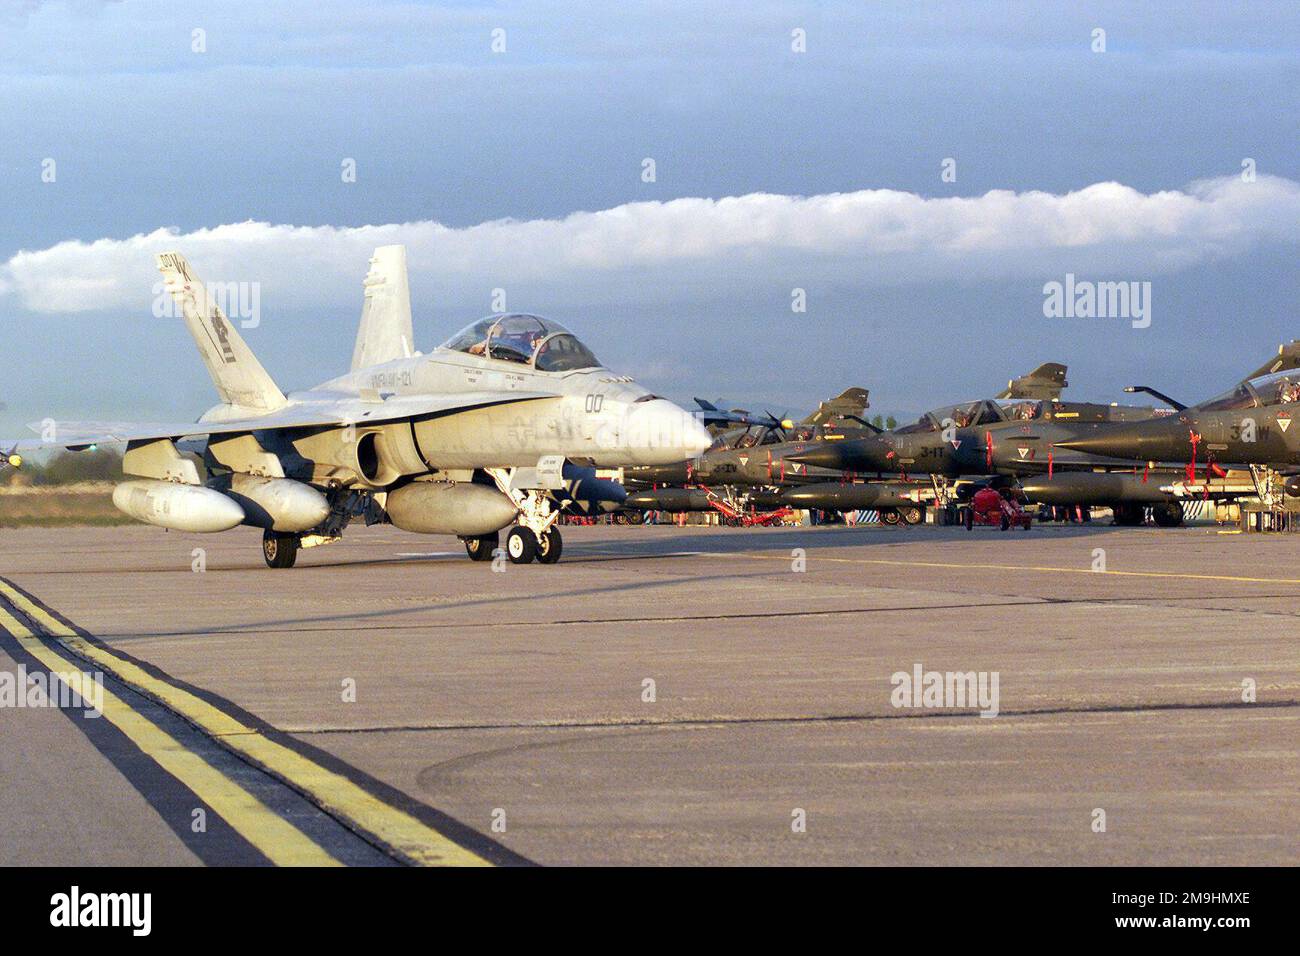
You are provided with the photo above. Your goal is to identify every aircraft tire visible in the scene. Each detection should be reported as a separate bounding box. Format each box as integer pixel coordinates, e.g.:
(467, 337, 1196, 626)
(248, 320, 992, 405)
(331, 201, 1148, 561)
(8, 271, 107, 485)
(964, 507, 973, 530)
(463, 532, 499, 562)
(262, 530, 299, 569)
(537, 527, 563, 564)
(1151, 502, 1184, 528)
(613, 512, 629, 525)
(626, 511, 645, 525)
(1000, 513, 1010, 531)
(507, 526, 538, 564)
(900, 505, 924, 526)
(880, 508, 901, 526)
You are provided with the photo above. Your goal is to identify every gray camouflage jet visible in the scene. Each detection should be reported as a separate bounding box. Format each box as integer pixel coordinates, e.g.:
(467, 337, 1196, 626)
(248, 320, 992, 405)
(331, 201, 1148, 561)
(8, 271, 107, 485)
(4, 246, 711, 567)
(1057, 342, 1300, 489)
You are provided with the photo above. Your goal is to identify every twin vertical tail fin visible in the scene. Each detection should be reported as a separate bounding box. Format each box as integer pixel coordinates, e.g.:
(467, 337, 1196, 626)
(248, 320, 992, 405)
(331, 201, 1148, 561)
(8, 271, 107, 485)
(351, 245, 414, 371)
(156, 252, 287, 411)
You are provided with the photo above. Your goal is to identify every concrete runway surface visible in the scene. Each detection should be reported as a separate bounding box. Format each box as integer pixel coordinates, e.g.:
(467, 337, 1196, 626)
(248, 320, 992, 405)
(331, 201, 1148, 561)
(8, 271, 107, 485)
(0, 522, 1296, 866)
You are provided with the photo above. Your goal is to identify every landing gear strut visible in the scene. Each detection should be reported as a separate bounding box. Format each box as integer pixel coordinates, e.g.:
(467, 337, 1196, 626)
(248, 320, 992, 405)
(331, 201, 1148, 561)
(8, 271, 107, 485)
(262, 529, 299, 569)
(487, 468, 566, 566)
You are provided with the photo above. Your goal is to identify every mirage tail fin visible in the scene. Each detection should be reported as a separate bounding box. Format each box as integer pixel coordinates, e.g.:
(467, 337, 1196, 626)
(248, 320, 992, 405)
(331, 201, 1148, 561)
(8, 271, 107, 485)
(351, 245, 414, 371)
(997, 362, 1068, 401)
(800, 387, 870, 427)
(156, 252, 287, 411)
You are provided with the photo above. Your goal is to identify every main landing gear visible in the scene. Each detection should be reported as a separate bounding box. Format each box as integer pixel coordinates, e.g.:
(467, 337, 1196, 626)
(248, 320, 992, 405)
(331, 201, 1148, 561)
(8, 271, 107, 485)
(262, 529, 300, 569)
(462, 531, 499, 561)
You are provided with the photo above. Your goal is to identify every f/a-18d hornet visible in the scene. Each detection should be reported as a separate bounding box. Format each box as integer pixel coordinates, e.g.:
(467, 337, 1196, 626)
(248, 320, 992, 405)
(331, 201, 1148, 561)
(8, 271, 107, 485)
(3, 246, 711, 567)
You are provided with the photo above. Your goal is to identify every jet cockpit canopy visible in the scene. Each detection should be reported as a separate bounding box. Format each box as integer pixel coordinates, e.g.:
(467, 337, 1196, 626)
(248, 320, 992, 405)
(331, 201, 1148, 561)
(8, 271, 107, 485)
(1198, 368, 1300, 412)
(441, 314, 602, 372)
(899, 399, 1008, 433)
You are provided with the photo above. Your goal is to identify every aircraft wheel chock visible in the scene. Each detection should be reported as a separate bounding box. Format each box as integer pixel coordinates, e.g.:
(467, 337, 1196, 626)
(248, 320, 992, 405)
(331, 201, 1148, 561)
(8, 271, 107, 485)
(262, 530, 299, 569)
(507, 526, 538, 564)
(463, 531, 499, 562)
(537, 527, 563, 564)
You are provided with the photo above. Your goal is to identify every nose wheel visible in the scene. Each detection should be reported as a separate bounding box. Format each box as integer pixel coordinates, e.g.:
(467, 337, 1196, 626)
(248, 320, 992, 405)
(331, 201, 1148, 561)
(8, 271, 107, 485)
(484, 470, 567, 566)
(505, 525, 564, 564)
(537, 527, 563, 563)
(507, 526, 538, 563)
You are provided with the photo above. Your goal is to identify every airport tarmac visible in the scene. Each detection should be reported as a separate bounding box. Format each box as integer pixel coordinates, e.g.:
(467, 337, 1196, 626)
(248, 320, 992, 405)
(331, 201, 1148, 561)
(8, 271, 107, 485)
(0, 522, 1296, 866)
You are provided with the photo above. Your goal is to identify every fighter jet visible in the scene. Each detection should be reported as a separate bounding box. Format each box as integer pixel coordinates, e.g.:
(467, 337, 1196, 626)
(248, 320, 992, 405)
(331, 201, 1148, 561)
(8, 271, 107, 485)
(621, 388, 941, 524)
(624, 387, 871, 489)
(690, 398, 782, 434)
(5, 247, 711, 567)
(789, 364, 1205, 525)
(1057, 342, 1300, 484)
(789, 363, 1079, 480)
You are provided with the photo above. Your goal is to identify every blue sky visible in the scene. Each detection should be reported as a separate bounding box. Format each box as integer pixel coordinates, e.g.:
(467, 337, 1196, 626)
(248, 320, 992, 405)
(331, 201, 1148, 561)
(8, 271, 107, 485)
(1, 0, 1297, 432)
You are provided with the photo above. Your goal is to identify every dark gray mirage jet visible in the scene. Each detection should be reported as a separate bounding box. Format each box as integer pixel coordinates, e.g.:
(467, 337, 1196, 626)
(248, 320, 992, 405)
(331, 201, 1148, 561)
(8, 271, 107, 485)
(789, 363, 1261, 527)
(618, 387, 937, 523)
(1056, 342, 1300, 511)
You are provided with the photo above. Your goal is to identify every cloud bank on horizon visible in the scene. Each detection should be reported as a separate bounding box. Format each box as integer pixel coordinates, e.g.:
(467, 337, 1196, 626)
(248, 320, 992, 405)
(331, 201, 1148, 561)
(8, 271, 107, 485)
(4, 174, 1296, 317)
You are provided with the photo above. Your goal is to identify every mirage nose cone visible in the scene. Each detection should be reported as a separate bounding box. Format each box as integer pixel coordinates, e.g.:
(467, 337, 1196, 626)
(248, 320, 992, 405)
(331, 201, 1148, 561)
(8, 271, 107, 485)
(1055, 418, 1186, 460)
(621, 399, 713, 466)
(789, 436, 891, 472)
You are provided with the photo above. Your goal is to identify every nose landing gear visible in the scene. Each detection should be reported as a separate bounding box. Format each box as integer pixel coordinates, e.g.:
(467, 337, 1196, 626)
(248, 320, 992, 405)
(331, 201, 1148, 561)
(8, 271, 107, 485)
(487, 467, 567, 566)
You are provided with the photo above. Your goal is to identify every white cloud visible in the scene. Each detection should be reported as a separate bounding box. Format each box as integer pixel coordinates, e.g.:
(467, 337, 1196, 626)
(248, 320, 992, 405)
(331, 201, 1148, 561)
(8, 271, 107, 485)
(3, 175, 1296, 316)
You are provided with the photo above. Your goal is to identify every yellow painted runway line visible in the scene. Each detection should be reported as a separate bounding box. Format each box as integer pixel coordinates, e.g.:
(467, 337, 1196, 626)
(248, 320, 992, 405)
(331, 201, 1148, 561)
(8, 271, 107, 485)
(0, 580, 490, 867)
(726, 551, 1300, 586)
(0, 603, 340, 866)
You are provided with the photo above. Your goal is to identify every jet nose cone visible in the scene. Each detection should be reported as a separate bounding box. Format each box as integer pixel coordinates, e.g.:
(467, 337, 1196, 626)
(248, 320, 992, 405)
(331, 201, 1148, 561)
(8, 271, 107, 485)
(622, 399, 713, 465)
(787, 444, 845, 470)
(1055, 423, 1162, 459)
(790, 437, 886, 472)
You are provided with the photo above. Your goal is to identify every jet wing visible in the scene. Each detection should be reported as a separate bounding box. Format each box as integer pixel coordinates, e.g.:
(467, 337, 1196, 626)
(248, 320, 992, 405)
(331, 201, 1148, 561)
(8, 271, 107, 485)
(6, 391, 554, 451)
